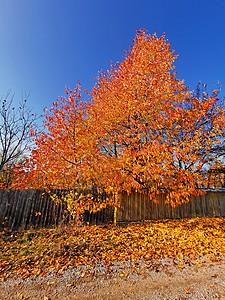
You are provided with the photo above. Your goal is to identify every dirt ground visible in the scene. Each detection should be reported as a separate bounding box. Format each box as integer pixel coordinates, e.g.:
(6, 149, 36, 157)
(1, 259, 225, 300)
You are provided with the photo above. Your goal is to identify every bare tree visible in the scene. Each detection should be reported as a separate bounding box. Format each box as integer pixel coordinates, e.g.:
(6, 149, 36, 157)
(0, 91, 39, 187)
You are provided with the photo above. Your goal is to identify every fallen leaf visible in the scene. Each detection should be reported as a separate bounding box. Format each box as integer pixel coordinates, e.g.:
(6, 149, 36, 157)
(19, 293, 27, 299)
(185, 288, 190, 294)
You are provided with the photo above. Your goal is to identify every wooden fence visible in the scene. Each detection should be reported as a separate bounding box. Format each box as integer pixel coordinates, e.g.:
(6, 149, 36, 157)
(117, 190, 225, 222)
(0, 189, 114, 231)
(0, 189, 225, 230)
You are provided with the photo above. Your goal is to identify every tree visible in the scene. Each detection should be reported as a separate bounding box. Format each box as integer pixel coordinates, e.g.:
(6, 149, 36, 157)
(0, 91, 39, 188)
(13, 30, 225, 218)
(89, 30, 225, 207)
(12, 84, 113, 221)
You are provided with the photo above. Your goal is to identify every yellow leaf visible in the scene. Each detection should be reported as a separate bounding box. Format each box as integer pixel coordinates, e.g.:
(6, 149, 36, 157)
(19, 293, 27, 299)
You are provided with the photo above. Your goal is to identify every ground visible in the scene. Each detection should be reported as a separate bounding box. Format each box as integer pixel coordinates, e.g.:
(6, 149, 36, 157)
(1, 258, 225, 299)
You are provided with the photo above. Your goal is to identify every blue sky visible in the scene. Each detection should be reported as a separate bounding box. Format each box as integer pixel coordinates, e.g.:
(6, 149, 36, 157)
(0, 0, 225, 116)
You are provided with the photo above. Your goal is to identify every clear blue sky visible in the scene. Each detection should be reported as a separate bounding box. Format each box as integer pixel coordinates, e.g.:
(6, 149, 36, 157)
(0, 0, 225, 115)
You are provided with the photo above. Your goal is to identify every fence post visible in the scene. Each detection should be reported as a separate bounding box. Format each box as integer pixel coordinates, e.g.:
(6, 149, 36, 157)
(113, 206, 117, 226)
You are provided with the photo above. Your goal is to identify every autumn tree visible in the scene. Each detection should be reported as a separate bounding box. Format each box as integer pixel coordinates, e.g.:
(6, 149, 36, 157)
(13, 30, 225, 220)
(193, 82, 225, 163)
(12, 84, 113, 220)
(89, 30, 225, 207)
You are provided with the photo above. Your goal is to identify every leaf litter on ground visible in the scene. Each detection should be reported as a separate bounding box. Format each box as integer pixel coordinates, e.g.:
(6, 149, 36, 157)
(0, 217, 225, 281)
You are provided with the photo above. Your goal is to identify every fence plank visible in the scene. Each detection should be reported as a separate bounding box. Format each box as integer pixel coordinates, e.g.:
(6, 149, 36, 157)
(220, 192, 225, 217)
(0, 189, 225, 230)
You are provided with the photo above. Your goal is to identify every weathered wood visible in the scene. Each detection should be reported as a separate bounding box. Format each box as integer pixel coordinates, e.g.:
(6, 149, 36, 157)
(0, 189, 225, 230)
(220, 193, 225, 217)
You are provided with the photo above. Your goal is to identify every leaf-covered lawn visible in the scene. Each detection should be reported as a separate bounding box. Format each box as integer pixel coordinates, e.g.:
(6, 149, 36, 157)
(0, 217, 225, 280)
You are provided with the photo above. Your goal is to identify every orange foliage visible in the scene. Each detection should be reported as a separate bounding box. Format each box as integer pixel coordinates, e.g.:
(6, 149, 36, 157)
(89, 30, 225, 206)
(13, 85, 91, 189)
(11, 85, 111, 216)
(12, 30, 225, 209)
